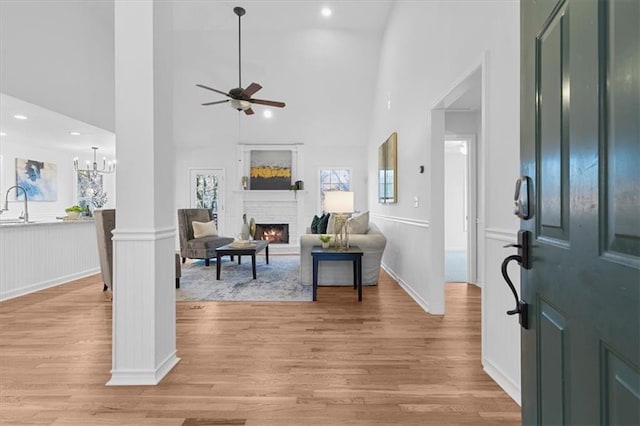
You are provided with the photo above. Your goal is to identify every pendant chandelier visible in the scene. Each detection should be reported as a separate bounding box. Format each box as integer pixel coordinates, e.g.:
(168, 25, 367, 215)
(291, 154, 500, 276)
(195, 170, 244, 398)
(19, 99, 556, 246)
(73, 146, 116, 175)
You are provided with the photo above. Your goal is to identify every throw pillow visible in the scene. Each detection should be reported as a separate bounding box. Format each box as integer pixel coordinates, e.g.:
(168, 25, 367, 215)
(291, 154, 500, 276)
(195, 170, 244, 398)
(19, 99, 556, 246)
(318, 213, 331, 234)
(310, 215, 321, 234)
(348, 211, 369, 234)
(326, 214, 342, 234)
(192, 220, 218, 238)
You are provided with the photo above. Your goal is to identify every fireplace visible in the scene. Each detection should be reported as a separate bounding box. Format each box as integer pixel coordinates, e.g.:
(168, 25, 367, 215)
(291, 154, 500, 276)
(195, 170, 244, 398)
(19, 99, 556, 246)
(255, 223, 289, 244)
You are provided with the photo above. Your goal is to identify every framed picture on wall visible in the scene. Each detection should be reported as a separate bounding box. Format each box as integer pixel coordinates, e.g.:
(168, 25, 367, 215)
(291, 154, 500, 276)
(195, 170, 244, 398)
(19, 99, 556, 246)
(249, 150, 292, 190)
(15, 157, 57, 201)
(378, 132, 397, 204)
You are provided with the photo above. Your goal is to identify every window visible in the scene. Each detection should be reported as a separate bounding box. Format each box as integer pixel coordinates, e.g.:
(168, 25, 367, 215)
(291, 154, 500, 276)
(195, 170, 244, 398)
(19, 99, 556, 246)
(319, 168, 351, 211)
(189, 168, 224, 231)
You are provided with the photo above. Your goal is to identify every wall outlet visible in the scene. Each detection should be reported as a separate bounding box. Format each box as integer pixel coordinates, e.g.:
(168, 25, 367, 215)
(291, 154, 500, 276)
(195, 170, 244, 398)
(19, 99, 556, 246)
(413, 195, 419, 208)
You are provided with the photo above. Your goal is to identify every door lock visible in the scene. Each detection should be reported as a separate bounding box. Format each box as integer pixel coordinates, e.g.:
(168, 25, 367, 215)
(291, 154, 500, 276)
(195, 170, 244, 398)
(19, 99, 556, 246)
(513, 176, 532, 220)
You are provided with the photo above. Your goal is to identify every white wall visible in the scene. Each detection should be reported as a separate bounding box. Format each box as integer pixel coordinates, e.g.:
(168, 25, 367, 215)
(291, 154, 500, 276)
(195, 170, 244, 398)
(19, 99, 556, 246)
(0, 140, 115, 220)
(172, 24, 382, 238)
(446, 111, 481, 135)
(0, 0, 114, 131)
(367, 0, 521, 403)
(0, 0, 116, 220)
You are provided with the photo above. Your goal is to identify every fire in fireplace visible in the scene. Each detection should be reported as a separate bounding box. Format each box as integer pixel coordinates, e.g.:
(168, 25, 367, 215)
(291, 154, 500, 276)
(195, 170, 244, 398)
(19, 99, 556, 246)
(255, 223, 289, 244)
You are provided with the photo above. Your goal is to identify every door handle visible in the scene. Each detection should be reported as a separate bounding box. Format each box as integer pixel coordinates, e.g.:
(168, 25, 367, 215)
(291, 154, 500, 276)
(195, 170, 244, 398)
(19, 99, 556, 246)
(501, 230, 530, 329)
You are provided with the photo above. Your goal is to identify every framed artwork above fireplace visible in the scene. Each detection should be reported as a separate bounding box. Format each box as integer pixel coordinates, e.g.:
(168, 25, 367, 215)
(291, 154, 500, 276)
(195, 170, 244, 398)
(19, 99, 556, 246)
(237, 144, 303, 191)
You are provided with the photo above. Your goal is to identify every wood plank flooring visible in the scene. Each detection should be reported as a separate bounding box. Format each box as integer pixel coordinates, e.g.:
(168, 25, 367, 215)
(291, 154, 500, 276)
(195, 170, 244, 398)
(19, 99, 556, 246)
(0, 271, 520, 425)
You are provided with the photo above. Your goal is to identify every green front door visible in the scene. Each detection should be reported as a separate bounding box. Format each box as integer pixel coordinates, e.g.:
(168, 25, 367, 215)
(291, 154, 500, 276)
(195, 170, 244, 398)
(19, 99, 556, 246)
(520, 0, 639, 424)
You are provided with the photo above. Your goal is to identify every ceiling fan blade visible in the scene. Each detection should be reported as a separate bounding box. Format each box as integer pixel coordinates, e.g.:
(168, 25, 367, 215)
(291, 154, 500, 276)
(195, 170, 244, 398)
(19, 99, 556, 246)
(250, 98, 286, 108)
(202, 100, 230, 106)
(196, 84, 232, 98)
(240, 82, 262, 98)
(244, 108, 255, 115)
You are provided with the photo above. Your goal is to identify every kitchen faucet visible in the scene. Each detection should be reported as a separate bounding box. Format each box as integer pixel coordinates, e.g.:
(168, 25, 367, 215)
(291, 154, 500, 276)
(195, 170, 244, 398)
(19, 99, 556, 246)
(1, 186, 29, 222)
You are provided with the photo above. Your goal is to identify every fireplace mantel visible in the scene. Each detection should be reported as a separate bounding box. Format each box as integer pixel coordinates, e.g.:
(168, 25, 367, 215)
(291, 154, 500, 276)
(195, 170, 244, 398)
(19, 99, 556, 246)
(233, 189, 307, 202)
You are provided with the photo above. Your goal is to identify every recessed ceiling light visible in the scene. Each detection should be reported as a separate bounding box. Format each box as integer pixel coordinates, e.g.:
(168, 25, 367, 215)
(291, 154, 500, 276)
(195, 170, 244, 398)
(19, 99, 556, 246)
(14, 114, 28, 120)
(321, 7, 332, 17)
(0, 132, 6, 136)
(69, 131, 81, 136)
(263, 110, 273, 119)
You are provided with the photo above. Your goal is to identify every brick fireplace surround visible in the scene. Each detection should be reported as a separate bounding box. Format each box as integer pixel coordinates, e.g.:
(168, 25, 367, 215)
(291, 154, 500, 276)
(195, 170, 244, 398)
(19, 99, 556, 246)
(239, 190, 305, 253)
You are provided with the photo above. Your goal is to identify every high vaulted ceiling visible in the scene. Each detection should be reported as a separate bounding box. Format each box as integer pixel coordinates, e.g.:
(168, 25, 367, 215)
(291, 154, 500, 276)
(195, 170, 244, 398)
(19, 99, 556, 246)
(173, 1, 393, 33)
(0, 1, 394, 152)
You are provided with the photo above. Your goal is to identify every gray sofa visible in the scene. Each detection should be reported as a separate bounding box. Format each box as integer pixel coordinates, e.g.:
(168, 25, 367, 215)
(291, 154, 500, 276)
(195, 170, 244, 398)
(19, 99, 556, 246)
(299, 222, 386, 286)
(177, 208, 234, 266)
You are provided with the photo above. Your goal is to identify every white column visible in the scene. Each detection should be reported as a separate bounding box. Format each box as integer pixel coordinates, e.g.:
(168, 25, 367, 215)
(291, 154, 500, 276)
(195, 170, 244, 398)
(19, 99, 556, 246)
(109, 0, 178, 386)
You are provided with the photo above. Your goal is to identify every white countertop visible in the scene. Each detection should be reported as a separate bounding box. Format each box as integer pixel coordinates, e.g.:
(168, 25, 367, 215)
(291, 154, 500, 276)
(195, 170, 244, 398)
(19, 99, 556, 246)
(0, 218, 95, 228)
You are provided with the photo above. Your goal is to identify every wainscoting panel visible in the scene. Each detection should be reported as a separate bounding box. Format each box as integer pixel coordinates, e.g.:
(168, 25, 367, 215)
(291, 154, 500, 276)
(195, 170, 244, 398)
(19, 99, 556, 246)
(0, 221, 100, 300)
(370, 213, 438, 313)
(110, 228, 179, 385)
(483, 228, 522, 404)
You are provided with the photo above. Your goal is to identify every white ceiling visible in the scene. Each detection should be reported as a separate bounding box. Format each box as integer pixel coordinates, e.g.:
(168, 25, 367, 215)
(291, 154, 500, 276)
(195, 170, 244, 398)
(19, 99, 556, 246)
(172, 1, 394, 33)
(436, 67, 482, 111)
(0, 93, 115, 156)
(0, 1, 394, 154)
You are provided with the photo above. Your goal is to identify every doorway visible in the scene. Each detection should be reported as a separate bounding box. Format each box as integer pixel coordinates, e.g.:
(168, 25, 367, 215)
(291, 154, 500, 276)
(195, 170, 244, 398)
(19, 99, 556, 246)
(444, 135, 477, 283)
(429, 59, 485, 314)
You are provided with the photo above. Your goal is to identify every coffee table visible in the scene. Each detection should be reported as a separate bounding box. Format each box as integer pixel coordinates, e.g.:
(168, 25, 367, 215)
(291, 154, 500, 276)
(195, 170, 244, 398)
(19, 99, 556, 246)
(215, 240, 269, 280)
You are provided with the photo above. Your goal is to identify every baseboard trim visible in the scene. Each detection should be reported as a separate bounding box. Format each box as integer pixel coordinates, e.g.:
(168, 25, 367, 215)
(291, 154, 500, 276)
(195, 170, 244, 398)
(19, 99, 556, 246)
(0, 267, 100, 301)
(107, 352, 180, 386)
(483, 357, 521, 406)
(381, 263, 431, 314)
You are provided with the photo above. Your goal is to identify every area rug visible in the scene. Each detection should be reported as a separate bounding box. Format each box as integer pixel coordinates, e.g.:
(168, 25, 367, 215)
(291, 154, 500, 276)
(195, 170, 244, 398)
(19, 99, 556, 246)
(176, 255, 312, 302)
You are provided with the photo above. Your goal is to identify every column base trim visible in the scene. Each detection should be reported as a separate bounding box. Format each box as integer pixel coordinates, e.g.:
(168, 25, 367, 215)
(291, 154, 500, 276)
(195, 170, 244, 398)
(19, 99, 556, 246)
(107, 352, 180, 386)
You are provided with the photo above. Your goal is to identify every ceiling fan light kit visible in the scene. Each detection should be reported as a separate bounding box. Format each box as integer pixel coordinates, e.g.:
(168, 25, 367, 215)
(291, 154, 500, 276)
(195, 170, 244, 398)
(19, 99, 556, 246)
(197, 6, 285, 115)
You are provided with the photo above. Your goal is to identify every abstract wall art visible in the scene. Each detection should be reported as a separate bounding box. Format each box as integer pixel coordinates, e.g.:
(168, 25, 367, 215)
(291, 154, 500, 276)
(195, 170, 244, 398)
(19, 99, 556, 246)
(15, 158, 57, 201)
(250, 150, 292, 190)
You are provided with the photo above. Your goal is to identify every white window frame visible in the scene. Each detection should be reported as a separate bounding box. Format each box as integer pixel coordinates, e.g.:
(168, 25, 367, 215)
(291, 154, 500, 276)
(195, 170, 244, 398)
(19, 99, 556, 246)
(318, 167, 352, 212)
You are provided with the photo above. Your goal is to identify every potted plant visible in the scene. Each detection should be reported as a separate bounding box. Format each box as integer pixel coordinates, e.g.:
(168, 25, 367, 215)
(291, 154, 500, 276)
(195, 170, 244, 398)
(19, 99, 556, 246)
(319, 235, 331, 249)
(65, 205, 84, 219)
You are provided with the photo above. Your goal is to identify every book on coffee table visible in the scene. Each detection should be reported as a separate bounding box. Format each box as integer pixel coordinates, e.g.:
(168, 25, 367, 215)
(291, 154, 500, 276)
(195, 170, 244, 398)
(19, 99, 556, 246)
(230, 240, 255, 248)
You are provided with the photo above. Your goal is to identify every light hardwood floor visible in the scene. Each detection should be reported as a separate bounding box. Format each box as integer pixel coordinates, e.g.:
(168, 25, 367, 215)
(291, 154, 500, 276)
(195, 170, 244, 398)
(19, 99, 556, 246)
(0, 270, 520, 426)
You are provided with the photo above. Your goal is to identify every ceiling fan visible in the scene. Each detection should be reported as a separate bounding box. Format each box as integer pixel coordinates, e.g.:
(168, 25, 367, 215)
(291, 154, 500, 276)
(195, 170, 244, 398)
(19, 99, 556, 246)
(196, 6, 286, 115)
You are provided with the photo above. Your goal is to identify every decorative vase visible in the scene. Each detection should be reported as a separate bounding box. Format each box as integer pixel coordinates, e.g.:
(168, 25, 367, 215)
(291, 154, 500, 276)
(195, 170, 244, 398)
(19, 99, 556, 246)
(241, 176, 249, 190)
(322, 242, 330, 249)
(240, 213, 250, 240)
(249, 217, 256, 239)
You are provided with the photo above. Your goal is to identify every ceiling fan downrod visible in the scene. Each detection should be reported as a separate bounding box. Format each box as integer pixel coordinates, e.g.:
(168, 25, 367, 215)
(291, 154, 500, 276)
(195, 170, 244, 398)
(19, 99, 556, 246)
(234, 6, 245, 89)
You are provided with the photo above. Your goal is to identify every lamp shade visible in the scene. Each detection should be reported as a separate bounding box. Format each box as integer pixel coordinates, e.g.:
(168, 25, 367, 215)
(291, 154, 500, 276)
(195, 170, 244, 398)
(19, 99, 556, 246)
(324, 191, 354, 213)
